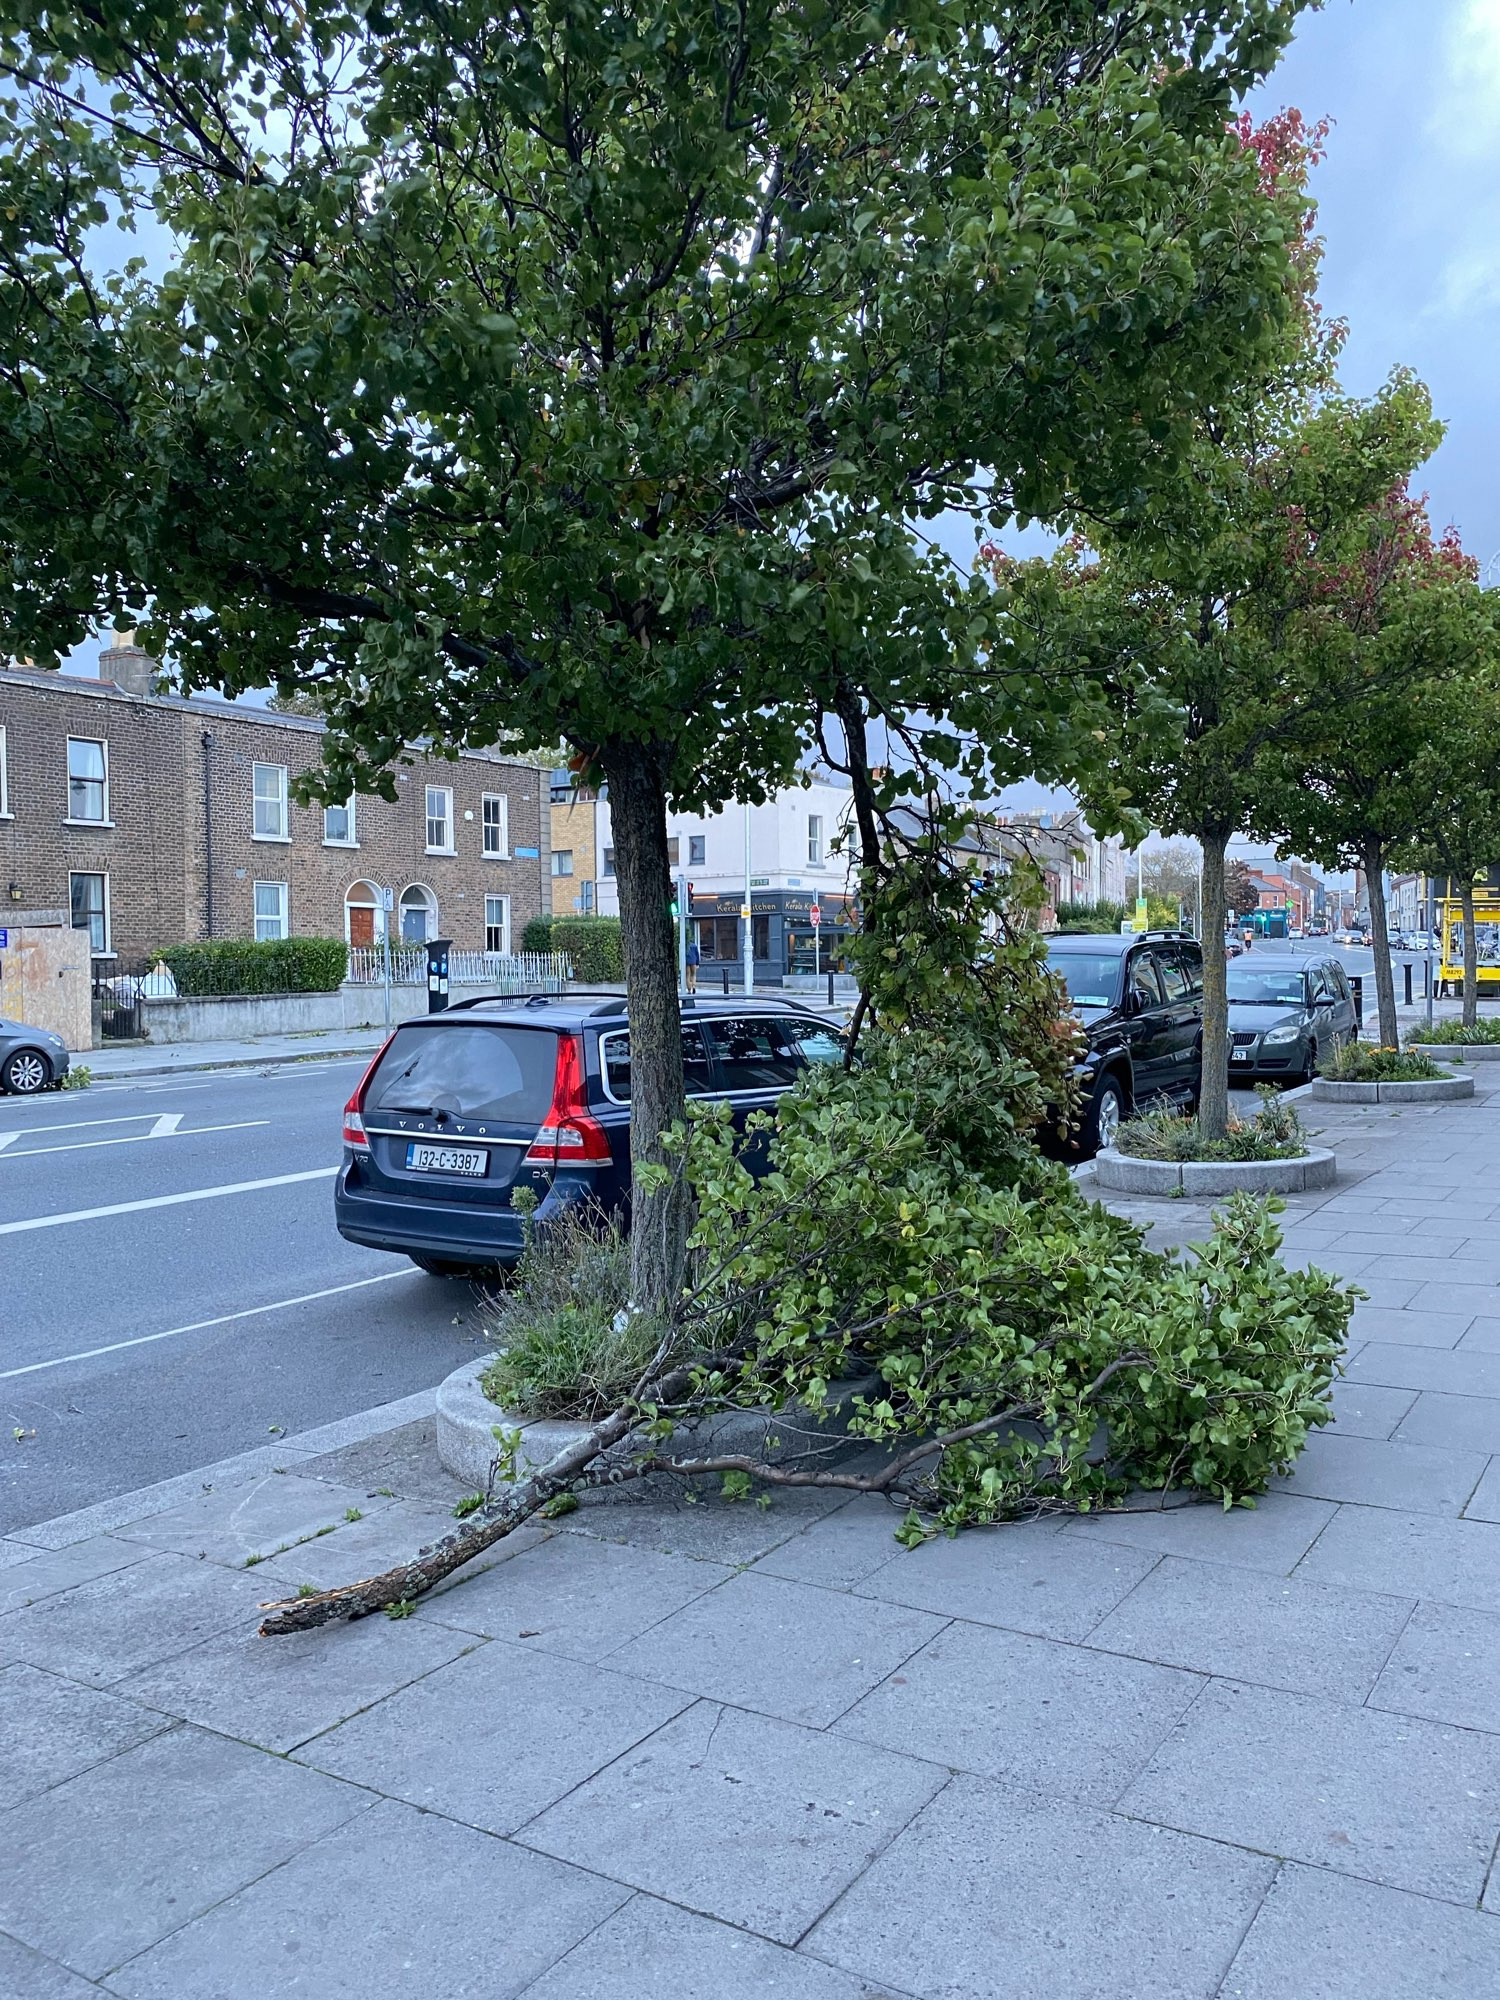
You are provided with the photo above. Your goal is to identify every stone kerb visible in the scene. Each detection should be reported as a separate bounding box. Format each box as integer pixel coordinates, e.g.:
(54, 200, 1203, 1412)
(1308, 1075, 1474, 1105)
(1404, 1043, 1500, 1063)
(1093, 1146, 1338, 1198)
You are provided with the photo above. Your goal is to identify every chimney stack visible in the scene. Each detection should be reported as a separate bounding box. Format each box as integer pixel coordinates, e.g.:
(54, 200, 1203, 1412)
(98, 628, 159, 697)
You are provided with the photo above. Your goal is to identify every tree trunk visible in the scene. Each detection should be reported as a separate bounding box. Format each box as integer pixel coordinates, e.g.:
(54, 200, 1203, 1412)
(1461, 878, 1479, 1028)
(599, 738, 689, 1313)
(1362, 836, 1399, 1048)
(1198, 829, 1231, 1139)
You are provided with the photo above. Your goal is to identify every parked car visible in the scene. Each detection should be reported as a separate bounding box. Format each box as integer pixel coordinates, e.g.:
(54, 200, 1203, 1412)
(0, 1018, 70, 1095)
(335, 994, 848, 1276)
(1044, 931, 1204, 1155)
(1225, 952, 1355, 1083)
(1223, 935, 1246, 959)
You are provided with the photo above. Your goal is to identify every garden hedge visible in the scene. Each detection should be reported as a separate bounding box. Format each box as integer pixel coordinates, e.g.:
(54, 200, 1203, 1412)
(157, 936, 350, 995)
(547, 916, 624, 981)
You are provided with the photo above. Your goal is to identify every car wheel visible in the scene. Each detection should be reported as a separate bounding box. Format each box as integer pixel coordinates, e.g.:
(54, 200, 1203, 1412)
(1, 1048, 50, 1095)
(1084, 1076, 1127, 1156)
(406, 1253, 500, 1281)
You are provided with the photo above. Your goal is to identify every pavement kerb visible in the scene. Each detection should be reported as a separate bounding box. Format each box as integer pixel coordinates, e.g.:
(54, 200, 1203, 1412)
(83, 1037, 388, 1082)
(0, 1385, 440, 1555)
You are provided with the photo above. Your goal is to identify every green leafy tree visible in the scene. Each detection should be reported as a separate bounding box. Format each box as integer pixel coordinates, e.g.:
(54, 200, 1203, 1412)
(1223, 857, 1261, 923)
(0, 0, 1313, 1301)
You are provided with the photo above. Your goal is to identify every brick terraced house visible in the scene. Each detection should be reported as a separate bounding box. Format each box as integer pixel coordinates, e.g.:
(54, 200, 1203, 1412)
(0, 642, 552, 964)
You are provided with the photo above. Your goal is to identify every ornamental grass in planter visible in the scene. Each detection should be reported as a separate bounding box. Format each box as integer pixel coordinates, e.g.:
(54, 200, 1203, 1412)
(1317, 1042, 1450, 1084)
(1408, 1019, 1500, 1045)
(1115, 1085, 1310, 1164)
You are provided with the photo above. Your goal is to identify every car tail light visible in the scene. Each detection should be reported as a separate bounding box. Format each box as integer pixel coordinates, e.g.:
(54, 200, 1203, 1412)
(341, 1038, 390, 1151)
(526, 1034, 611, 1165)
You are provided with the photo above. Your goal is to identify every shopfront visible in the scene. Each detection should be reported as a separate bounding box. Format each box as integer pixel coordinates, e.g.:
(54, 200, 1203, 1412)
(692, 889, 857, 984)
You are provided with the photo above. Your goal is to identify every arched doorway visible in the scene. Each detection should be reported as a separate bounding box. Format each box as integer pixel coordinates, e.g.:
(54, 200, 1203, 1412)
(400, 883, 438, 944)
(345, 880, 379, 949)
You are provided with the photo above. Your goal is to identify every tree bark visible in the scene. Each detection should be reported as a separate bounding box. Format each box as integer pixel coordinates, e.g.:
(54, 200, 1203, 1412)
(1198, 828, 1231, 1139)
(1461, 877, 1479, 1028)
(599, 738, 689, 1313)
(1362, 836, 1400, 1048)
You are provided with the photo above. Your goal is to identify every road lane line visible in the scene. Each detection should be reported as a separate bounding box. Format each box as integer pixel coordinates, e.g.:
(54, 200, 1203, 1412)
(0, 1112, 158, 1137)
(0, 1165, 337, 1235)
(0, 1133, 17, 1153)
(0, 1269, 418, 1380)
(149, 1113, 184, 1139)
(0, 1120, 270, 1162)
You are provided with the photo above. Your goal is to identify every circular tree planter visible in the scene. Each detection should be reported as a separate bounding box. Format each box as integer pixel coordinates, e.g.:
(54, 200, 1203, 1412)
(1093, 1146, 1337, 1197)
(1307, 1074, 1474, 1105)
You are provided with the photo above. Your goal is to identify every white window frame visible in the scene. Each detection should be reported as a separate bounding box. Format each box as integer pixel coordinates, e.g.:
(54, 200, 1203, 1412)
(253, 880, 289, 941)
(602, 846, 616, 877)
(551, 849, 574, 877)
(66, 736, 110, 826)
(807, 813, 823, 866)
(688, 833, 705, 867)
(484, 893, 510, 955)
(425, 785, 454, 854)
(322, 797, 357, 847)
(399, 882, 438, 944)
(69, 870, 111, 954)
(252, 762, 290, 842)
(481, 792, 509, 858)
(0, 724, 9, 817)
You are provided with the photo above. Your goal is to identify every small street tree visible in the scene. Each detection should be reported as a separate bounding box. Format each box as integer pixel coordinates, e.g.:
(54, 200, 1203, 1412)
(1224, 857, 1261, 926)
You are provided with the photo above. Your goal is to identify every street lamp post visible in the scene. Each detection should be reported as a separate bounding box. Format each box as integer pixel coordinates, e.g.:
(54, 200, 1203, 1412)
(742, 800, 754, 995)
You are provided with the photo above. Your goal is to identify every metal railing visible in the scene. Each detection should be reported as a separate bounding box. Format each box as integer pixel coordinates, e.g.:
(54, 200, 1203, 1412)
(345, 946, 572, 994)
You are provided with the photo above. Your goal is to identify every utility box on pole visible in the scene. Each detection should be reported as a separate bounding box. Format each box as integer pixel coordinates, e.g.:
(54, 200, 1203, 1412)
(425, 937, 452, 1012)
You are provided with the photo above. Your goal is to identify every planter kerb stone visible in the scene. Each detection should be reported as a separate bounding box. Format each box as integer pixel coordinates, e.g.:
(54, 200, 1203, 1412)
(1093, 1146, 1337, 1198)
(1308, 1075, 1474, 1104)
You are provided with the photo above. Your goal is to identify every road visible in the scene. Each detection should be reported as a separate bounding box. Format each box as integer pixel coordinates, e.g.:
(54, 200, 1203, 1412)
(0, 1057, 487, 1535)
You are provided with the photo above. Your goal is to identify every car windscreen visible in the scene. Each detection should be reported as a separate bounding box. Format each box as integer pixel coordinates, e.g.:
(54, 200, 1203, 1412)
(1226, 970, 1307, 1008)
(1046, 951, 1122, 1009)
(366, 1022, 558, 1122)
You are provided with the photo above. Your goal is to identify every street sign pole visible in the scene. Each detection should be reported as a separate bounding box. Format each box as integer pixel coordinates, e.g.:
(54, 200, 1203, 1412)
(811, 902, 821, 981)
(379, 886, 394, 1032)
(677, 872, 687, 989)
(742, 800, 754, 996)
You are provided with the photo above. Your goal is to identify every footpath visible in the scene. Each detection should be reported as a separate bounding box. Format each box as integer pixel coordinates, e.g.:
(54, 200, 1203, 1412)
(2, 1077, 1500, 1996)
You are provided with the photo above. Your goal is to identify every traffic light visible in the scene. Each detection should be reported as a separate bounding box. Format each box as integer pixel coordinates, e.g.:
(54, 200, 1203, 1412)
(668, 890, 680, 919)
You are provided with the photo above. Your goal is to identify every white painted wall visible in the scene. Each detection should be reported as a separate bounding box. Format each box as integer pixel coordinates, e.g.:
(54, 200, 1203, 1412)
(592, 779, 857, 915)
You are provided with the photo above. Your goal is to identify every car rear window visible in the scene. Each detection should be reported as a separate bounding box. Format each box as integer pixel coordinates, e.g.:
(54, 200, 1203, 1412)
(599, 1025, 713, 1103)
(705, 1016, 803, 1091)
(366, 1022, 558, 1122)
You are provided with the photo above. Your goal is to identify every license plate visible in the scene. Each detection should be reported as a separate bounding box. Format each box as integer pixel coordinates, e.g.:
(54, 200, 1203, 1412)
(406, 1143, 488, 1177)
(1231, 1050, 1250, 1062)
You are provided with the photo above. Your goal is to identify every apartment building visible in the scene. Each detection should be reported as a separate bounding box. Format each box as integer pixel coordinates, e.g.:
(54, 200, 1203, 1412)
(0, 644, 551, 963)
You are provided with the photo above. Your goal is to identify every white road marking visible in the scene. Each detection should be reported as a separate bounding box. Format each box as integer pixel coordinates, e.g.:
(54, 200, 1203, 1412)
(148, 1113, 184, 1139)
(0, 1268, 417, 1380)
(0, 1133, 17, 1153)
(0, 1119, 270, 1162)
(0, 1165, 338, 1235)
(0, 1112, 161, 1137)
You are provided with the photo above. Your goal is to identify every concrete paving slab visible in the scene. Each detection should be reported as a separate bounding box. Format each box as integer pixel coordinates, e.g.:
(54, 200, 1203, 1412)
(1366, 1600, 1500, 1734)
(111, 1473, 393, 1568)
(519, 1702, 946, 1946)
(1408, 1282, 1500, 1320)
(0, 1932, 104, 1999)
(418, 1530, 730, 1662)
(1272, 1430, 1489, 1516)
(1086, 1556, 1414, 1701)
(1393, 1389, 1500, 1455)
(0, 1726, 369, 1980)
(117, 1602, 474, 1753)
(1458, 1316, 1500, 1352)
(1462, 1458, 1500, 1521)
(1355, 1278, 1423, 1310)
(751, 1495, 917, 1591)
(802, 1775, 1276, 2000)
(1220, 1861, 1500, 1999)
(0, 1538, 154, 1616)
(565, 1486, 848, 1565)
(1328, 1381, 1419, 1438)
(607, 1571, 947, 1729)
(298, 1639, 693, 1835)
(855, 1518, 1156, 1641)
(252, 1498, 472, 1592)
(834, 1618, 1202, 1806)
(7, 1446, 295, 1552)
(0, 1551, 269, 1687)
(1346, 1343, 1500, 1396)
(1061, 1492, 1338, 1575)
(1120, 1678, 1500, 1903)
(1348, 1306, 1473, 1349)
(0, 1662, 170, 1806)
(1295, 1503, 1500, 1613)
(291, 1413, 475, 1508)
(105, 1799, 628, 2000)
(519, 1896, 902, 2000)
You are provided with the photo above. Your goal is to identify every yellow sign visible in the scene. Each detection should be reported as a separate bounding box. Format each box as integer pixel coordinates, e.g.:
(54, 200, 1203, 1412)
(1133, 897, 1149, 933)
(739, 904, 752, 920)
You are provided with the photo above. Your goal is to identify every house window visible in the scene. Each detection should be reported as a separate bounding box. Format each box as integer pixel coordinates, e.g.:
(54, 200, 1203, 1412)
(253, 880, 288, 940)
(400, 883, 437, 943)
(323, 798, 356, 846)
(551, 850, 574, 877)
(807, 814, 823, 865)
(689, 834, 705, 867)
(252, 762, 289, 840)
(481, 793, 509, 857)
(602, 847, 616, 876)
(69, 871, 109, 952)
(67, 737, 108, 823)
(666, 836, 680, 866)
(426, 785, 454, 853)
(484, 893, 510, 954)
(0, 724, 8, 815)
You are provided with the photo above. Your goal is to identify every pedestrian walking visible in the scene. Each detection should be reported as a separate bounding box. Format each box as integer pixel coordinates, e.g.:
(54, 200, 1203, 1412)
(685, 937, 701, 993)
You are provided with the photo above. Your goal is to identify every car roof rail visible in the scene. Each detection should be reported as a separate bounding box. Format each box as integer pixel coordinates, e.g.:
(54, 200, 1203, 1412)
(1139, 929, 1198, 943)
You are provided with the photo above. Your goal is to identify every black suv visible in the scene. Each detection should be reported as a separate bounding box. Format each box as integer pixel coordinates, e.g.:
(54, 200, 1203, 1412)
(1044, 931, 1205, 1154)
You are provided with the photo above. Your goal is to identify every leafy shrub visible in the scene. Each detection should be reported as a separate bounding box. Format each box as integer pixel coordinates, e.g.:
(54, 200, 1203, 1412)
(549, 915, 623, 981)
(157, 936, 349, 995)
(1318, 1041, 1448, 1083)
(522, 915, 554, 953)
(481, 1201, 662, 1418)
(1054, 899, 1127, 934)
(1116, 1085, 1308, 1162)
(1408, 1018, 1500, 1045)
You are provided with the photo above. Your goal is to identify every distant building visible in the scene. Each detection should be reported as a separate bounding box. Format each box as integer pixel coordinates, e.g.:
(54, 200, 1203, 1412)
(0, 644, 551, 964)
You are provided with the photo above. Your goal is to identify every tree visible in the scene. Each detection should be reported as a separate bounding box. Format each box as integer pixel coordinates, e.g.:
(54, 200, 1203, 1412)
(1141, 843, 1203, 928)
(0, 0, 1314, 1302)
(1224, 858, 1261, 923)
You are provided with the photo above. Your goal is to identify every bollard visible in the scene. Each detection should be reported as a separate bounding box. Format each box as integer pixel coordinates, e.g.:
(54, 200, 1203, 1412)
(828, 969, 835, 1008)
(1404, 961, 1413, 1006)
(722, 967, 730, 996)
(1350, 974, 1363, 1028)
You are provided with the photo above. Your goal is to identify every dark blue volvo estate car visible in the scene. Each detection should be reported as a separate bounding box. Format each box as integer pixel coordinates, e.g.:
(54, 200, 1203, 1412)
(335, 993, 847, 1276)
